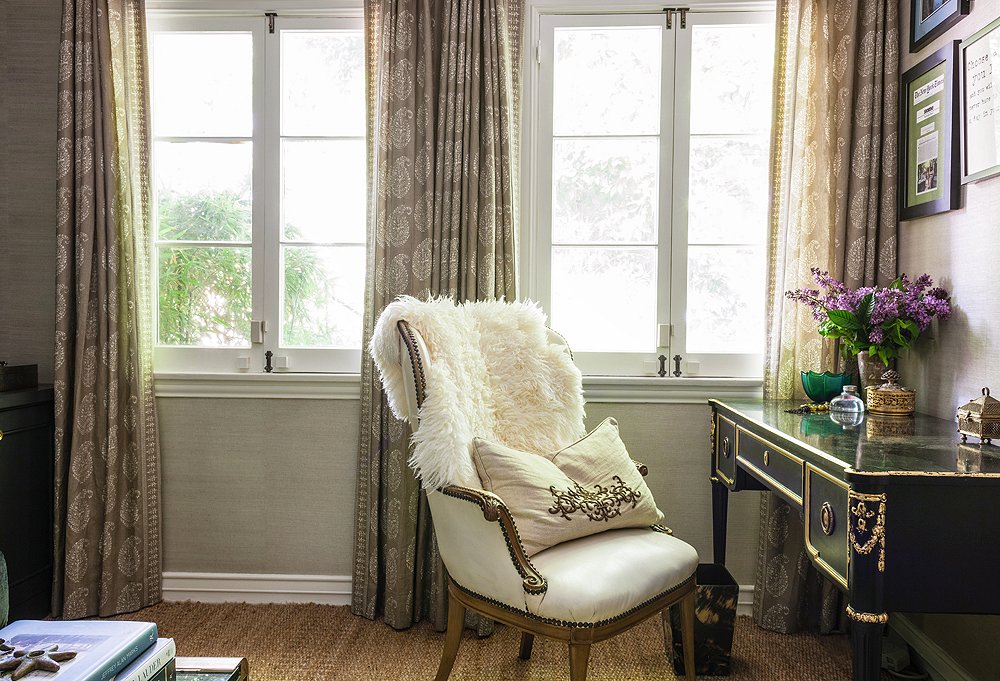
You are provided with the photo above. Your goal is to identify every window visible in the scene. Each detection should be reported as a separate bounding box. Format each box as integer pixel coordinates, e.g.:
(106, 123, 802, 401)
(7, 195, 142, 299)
(531, 10, 774, 377)
(150, 14, 365, 373)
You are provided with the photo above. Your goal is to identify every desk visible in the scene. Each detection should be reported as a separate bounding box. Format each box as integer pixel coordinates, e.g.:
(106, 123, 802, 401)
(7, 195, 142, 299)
(708, 399, 1000, 681)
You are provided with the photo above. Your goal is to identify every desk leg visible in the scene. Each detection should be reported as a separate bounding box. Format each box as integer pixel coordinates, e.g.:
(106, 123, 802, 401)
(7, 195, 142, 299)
(711, 478, 729, 565)
(850, 620, 884, 681)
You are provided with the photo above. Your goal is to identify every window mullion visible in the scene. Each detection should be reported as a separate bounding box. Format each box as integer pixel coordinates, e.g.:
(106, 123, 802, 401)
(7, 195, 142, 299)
(659, 15, 677, 365)
(260, 17, 281, 367)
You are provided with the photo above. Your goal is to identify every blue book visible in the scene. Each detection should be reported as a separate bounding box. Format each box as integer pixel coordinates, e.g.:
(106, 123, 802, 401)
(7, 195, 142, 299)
(0, 619, 158, 681)
(113, 638, 175, 681)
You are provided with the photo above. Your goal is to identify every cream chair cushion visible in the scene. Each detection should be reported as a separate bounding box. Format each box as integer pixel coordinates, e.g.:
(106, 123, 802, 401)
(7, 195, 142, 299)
(527, 528, 698, 623)
(472, 418, 663, 556)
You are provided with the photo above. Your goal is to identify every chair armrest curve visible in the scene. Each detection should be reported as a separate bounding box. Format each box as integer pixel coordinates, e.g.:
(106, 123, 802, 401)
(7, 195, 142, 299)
(632, 459, 648, 477)
(440, 485, 548, 595)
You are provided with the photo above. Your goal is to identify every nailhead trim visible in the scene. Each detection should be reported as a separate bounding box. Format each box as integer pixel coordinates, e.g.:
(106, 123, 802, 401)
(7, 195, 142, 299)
(396, 319, 427, 409)
(452, 573, 696, 629)
(441, 485, 548, 595)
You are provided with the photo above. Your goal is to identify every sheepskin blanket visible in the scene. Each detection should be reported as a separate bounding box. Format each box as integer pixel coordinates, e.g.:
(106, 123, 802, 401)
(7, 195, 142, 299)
(371, 296, 586, 490)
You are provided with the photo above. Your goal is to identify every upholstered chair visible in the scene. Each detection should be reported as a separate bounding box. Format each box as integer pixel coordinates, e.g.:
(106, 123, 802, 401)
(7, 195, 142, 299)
(378, 301, 699, 681)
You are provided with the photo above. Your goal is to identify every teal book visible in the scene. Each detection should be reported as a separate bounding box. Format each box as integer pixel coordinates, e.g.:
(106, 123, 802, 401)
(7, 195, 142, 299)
(113, 638, 175, 681)
(0, 619, 157, 681)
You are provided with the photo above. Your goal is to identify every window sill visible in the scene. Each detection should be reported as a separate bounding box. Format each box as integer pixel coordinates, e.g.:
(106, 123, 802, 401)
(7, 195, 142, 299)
(154, 372, 362, 399)
(583, 376, 762, 404)
(154, 371, 762, 403)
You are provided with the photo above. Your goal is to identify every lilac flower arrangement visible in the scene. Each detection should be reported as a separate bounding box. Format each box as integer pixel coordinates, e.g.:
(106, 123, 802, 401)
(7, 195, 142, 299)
(786, 268, 951, 366)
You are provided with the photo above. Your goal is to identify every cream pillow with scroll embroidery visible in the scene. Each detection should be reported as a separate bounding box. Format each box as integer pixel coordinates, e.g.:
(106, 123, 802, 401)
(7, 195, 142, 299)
(471, 417, 663, 556)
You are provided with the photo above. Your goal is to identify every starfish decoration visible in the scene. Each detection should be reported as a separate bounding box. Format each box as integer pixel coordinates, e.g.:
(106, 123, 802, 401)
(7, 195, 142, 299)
(8, 645, 78, 681)
(0, 639, 27, 674)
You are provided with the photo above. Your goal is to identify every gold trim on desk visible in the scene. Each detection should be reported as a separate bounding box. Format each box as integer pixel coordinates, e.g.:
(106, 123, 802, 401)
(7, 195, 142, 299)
(714, 413, 736, 486)
(804, 464, 850, 590)
(846, 606, 889, 624)
(736, 427, 805, 506)
(849, 490, 887, 573)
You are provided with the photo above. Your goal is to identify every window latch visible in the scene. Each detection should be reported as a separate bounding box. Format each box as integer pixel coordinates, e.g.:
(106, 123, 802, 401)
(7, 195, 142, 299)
(265, 12, 277, 34)
(678, 8, 689, 29)
(662, 7, 676, 29)
(673, 355, 683, 377)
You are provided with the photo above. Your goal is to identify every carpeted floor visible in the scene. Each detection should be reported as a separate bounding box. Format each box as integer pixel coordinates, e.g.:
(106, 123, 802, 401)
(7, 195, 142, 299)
(114, 602, 889, 680)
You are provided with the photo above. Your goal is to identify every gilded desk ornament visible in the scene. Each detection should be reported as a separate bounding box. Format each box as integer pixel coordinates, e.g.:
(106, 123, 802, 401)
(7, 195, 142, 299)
(848, 491, 886, 572)
(957, 387, 1000, 444)
(845, 606, 889, 624)
(865, 370, 916, 416)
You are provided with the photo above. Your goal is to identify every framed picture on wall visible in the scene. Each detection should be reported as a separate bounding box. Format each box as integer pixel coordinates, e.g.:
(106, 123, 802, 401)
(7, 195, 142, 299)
(899, 42, 961, 221)
(960, 17, 1000, 184)
(910, 0, 969, 53)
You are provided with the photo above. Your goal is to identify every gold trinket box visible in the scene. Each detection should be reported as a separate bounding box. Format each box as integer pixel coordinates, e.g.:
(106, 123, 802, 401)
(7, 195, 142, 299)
(865, 370, 915, 416)
(958, 387, 1000, 444)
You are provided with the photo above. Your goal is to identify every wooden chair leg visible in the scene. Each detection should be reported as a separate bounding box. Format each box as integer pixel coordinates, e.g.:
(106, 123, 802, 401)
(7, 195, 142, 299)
(680, 590, 697, 681)
(518, 632, 535, 660)
(568, 642, 591, 681)
(434, 593, 465, 681)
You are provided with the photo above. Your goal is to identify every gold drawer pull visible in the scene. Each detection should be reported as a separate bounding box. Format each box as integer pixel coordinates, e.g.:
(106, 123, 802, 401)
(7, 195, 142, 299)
(763, 450, 770, 466)
(722, 436, 731, 458)
(821, 502, 835, 536)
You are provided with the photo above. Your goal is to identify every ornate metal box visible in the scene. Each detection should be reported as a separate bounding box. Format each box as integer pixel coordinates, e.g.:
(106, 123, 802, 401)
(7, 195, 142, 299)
(958, 388, 1000, 444)
(865, 370, 915, 416)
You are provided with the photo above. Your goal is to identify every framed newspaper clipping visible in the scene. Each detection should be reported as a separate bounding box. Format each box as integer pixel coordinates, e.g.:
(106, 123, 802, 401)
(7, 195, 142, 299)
(900, 42, 961, 221)
(960, 17, 1000, 184)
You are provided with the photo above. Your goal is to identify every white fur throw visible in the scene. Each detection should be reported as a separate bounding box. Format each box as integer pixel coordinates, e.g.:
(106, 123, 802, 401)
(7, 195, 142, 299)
(370, 296, 587, 490)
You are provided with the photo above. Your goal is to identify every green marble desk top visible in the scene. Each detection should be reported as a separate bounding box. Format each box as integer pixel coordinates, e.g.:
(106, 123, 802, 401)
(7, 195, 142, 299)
(710, 398, 1000, 477)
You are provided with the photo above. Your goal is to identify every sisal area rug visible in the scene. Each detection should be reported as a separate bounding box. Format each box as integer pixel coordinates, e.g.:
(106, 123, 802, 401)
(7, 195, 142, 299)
(114, 602, 888, 680)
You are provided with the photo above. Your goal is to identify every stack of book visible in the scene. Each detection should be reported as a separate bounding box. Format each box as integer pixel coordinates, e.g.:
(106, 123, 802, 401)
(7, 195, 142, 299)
(0, 620, 175, 681)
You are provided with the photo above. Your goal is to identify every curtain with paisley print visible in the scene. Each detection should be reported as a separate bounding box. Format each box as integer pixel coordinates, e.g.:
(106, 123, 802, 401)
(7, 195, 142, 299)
(352, 0, 522, 632)
(53, 0, 162, 619)
(756, 0, 898, 633)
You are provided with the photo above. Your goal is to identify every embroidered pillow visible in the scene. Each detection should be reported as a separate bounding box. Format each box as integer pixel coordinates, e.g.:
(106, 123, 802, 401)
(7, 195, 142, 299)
(471, 417, 663, 556)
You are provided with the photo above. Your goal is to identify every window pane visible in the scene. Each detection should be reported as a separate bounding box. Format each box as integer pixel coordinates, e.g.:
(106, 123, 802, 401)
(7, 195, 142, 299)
(158, 246, 251, 347)
(152, 32, 253, 137)
(282, 245, 364, 348)
(282, 30, 365, 136)
(552, 138, 658, 244)
(686, 246, 765, 353)
(282, 140, 366, 243)
(155, 142, 252, 241)
(553, 26, 661, 136)
(688, 137, 768, 245)
(690, 24, 774, 135)
(551, 247, 656, 352)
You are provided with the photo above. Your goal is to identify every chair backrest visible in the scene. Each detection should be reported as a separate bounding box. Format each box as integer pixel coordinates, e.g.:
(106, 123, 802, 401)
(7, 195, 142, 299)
(371, 297, 586, 491)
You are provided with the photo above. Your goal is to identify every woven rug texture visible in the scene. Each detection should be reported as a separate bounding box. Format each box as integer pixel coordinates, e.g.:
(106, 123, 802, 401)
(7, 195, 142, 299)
(113, 602, 890, 680)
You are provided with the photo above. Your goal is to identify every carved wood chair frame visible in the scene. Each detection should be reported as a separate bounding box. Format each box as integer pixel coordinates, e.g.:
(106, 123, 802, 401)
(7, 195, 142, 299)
(396, 319, 697, 681)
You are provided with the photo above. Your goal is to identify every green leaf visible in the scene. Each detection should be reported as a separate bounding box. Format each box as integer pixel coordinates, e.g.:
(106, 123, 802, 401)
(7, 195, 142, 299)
(826, 309, 862, 330)
(858, 293, 875, 326)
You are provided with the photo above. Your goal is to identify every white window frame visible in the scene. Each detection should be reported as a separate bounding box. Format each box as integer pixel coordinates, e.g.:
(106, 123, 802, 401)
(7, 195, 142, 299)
(522, 0, 774, 379)
(148, 6, 364, 375)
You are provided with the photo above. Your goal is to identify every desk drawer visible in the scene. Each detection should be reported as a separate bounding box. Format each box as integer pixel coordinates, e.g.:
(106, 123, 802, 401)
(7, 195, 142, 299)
(736, 427, 803, 505)
(715, 414, 736, 486)
(805, 464, 849, 590)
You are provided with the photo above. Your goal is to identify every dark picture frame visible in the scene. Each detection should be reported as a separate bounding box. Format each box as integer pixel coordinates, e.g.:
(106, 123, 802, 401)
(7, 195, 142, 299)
(899, 42, 961, 221)
(960, 17, 1000, 184)
(910, 0, 969, 52)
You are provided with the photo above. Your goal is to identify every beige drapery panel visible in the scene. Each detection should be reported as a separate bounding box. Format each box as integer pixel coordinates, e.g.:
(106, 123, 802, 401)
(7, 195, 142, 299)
(756, 0, 898, 633)
(352, 0, 522, 631)
(53, 0, 162, 618)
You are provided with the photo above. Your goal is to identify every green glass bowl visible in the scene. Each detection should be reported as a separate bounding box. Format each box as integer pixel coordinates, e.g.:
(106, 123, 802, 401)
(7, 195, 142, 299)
(800, 371, 851, 403)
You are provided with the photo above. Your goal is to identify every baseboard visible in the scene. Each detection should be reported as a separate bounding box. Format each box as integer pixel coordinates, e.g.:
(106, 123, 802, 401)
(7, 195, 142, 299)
(738, 584, 754, 616)
(890, 614, 978, 681)
(162, 572, 352, 606)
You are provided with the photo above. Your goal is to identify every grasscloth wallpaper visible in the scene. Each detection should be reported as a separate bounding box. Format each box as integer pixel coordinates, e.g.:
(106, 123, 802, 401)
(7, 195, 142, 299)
(898, 0, 1000, 676)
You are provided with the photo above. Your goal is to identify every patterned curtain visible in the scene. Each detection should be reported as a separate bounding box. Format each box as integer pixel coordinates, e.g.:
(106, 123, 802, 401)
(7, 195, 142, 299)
(756, 0, 898, 633)
(53, 0, 161, 619)
(352, 0, 522, 632)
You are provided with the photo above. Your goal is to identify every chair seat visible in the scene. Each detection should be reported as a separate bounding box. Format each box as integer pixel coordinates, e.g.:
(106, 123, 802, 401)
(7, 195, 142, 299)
(527, 527, 699, 625)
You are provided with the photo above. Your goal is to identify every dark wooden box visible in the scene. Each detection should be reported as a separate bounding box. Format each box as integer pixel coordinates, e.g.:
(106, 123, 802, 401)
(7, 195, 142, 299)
(0, 365, 38, 392)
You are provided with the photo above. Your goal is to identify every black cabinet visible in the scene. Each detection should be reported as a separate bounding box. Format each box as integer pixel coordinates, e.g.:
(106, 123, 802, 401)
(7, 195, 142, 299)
(0, 386, 54, 619)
